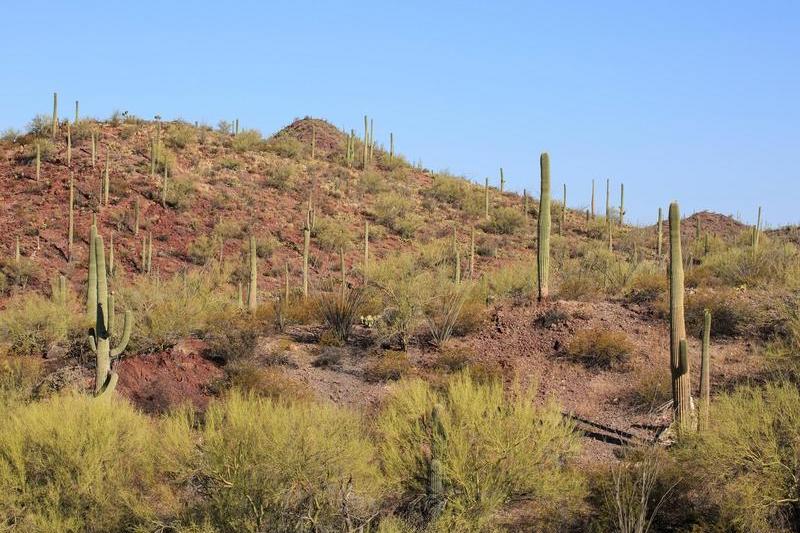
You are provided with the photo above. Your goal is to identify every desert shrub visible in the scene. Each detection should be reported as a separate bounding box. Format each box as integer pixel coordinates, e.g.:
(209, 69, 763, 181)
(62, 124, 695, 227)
(118, 269, 235, 352)
(378, 372, 584, 531)
(488, 260, 535, 301)
(313, 215, 354, 251)
(218, 156, 240, 170)
(364, 350, 414, 382)
(26, 114, 52, 136)
(684, 288, 752, 338)
(423, 286, 468, 348)
(360, 170, 388, 194)
(212, 218, 247, 240)
(263, 159, 296, 190)
(370, 253, 428, 349)
(625, 266, 667, 304)
(426, 173, 469, 206)
(373, 192, 420, 238)
(628, 365, 672, 413)
(704, 241, 800, 289)
(567, 327, 634, 369)
(181, 392, 383, 531)
(0, 292, 78, 356)
(0, 128, 20, 142)
(318, 288, 366, 342)
(537, 306, 570, 328)
(0, 355, 42, 402)
(1, 256, 42, 289)
(678, 383, 800, 531)
(434, 346, 473, 373)
(231, 129, 264, 152)
(203, 315, 259, 364)
(481, 207, 525, 235)
(265, 134, 306, 159)
(165, 122, 195, 149)
(164, 177, 196, 210)
(0, 395, 174, 532)
(22, 137, 55, 162)
(187, 234, 220, 265)
(225, 363, 312, 402)
(312, 346, 344, 368)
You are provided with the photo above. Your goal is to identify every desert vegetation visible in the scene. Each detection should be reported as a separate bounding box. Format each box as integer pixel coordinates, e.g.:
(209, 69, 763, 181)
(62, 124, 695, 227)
(0, 95, 798, 532)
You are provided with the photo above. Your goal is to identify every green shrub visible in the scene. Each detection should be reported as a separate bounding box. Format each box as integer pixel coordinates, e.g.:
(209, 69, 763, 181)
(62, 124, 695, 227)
(0, 293, 78, 356)
(0, 395, 175, 532)
(180, 392, 383, 531)
(566, 327, 634, 368)
(22, 137, 55, 162)
(313, 215, 354, 251)
(165, 177, 196, 210)
(225, 363, 312, 402)
(364, 350, 414, 382)
(0, 355, 42, 403)
(26, 114, 51, 136)
(481, 207, 525, 235)
(360, 170, 388, 194)
(318, 288, 365, 343)
(165, 122, 195, 149)
(203, 315, 259, 364)
(487, 260, 535, 301)
(704, 241, 800, 289)
(1, 256, 42, 290)
(263, 159, 296, 190)
(678, 383, 800, 531)
(231, 129, 264, 152)
(265, 134, 306, 159)
(187, 234, 220, 265)
(685, 288, 752, 338)
(373, 192, 420, 238)
(378, 372, 584, 531)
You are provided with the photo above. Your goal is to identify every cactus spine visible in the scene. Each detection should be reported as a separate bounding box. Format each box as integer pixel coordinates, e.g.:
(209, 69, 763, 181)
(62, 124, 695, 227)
(537, 152, 551, 301)
(68, 174, 74, 261)
(484, 177, 490, 220)
(591, 179, 595, 219)
(88, 233, 133, 397)
(52, 92, 58, 139)
(657, 207, 663, 259)
(35, 143, 41, 181)
(619, 183, 625, 226)
(669, 202, 691, 431)
(699, 309, 711, 432)
(500, 168, 505, 193)
(247, 235, 257, 312)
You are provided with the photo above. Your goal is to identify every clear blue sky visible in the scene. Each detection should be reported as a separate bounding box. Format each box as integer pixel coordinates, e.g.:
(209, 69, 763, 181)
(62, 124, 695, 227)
(3, 1, 798, 226)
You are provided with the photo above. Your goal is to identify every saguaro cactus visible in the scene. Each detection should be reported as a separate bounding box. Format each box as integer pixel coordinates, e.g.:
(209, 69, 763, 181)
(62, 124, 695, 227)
(303, 218, 311, 298)
(66, 123, 72, 166)
(657, 207, 663, 258)
(669, 202, 691, 431)
(619, 183, 625, 226)
(389, 132, 394, 162)
(68, 174, 74, 261)
(537, 152, 551, 301)
(35, 143, 41, 181)
(469, 227, 476, 278)
(605, 178, 610, 221)
(452, 227, 461, 284)
(362, 115, 369, 168)
(52, 92, 58, 139)
(88, 233, 133, 397)
(247, 235, 258, 312)
(500, 168, 505, 193)
(103, 153, 110, 205)
(74, 100, 79, 125)
(161, 165, 168, 208)
(752, 206, 762, 253)
(699, 309, 712, 431)
(484, 177, 490, 220)
(86, 222, 98, 320)
(311, 125, 316, 159)
(91, 131, 97, 167)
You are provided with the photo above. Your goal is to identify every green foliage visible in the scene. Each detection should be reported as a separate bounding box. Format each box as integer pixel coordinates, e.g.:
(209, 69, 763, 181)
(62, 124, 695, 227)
(481, 206, 525, 235)
(177, 392, 383, 531)
(377, 372, 584, 531)
(164, 176, 196, 210)
(0, 355, 42, 403)
(318, 288, 365, 342)
(684, 288, 752, 338)
(187, 234, 220, 265)
(678, 383, 800, 531)
(372, 192, 420, 238)
(165, 122, 196, 149)
(487, 260, 535, 301)
(224, 363, 313, 402)
(231, 129, 264, 152)
(313, 215, 354, 251)
(265, 134, 306, 159)
(0, 395, 175, 532)
(702, 240, 800, 289)
(1, 256, 42, 290)
(566, 327, 634, 368)
(0, 292, 78, 356)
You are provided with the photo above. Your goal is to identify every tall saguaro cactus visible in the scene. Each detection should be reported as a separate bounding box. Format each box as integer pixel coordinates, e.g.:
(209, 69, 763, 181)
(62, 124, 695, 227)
(699, 309, 712, 431)
(88, 233, 133, 397)
(499, 168, 505, 193)
(537, 152, 551, 301)
(91, 131, 97, 167)
(619, 183, 625, 226)
(247, 235, 258, 312)
(35, 143, 41, 181)
(656, 207, 663, 258)
(669, 202, 691, 431)
(469, 227, 476, 278)
(66, 124, 72, 166)
(86, 222, 98, 320)
(103, 153, 110, 206)
(52, 92, 58, 139)
(362, 115, 369, 169)
(302, 218, 311, 298)
(389, 132, 394, 162)
(752, 206, 762, 253)
(74, 100, 79, 125)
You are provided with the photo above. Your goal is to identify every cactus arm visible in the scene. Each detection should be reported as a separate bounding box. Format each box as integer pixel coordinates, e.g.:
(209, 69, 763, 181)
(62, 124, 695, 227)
(111, 310, 133, 359)
(95, 371, 119, 399)
(88, 334, 97, 354)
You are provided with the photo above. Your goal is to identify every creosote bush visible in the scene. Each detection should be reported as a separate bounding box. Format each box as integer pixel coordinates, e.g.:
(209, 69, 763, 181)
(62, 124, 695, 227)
(378, 372, 584, 531)
(567, 327, 634, 368)
(0, 292, 79, 356)
(481, 206, 525, 235)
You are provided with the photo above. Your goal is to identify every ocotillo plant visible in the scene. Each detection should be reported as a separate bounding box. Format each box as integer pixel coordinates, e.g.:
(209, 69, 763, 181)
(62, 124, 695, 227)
(699, 309, 712, 431)
(619, 183, 625, 226)
(591, 179, 595, 219)
(248, 235, 257, 312)
(500, 168, 505, 193)
(86, 222, 98, 320)
(68, 174, 74, 261)
(669, 202, 691, 431)
(52, 92, 58, 139)
(35, 143, 41, 181)
(537, 152, 551, 301)
(74, 100, 79, 125)
(88, 233, 133, 397)
(66, 123, 72, 166)
(484, 178, 490, 220)
(657, 207, 663, 259)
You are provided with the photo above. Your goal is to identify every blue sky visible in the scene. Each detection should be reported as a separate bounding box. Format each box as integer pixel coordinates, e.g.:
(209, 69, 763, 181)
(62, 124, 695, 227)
(3, 1, 798, 226)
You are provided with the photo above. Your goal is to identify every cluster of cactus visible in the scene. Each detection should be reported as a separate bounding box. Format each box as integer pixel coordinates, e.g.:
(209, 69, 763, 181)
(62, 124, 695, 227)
(87, 226, 133, 398)
(668, 202, 692, 431)
(537, 153, 551, 301)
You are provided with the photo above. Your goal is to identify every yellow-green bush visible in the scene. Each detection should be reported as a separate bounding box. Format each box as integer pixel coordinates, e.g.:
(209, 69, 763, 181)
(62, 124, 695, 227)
(566, 327, 634, 368)
(378, 373, 584, 531)
(0, 395, 175, 532)
(313, 215, 354, 251)
(372, 192, 420, 238)
(0, 355, 42, 403)
(678, 383, 800, 531)
(180, 392, 383, 531)
(364, 350, 414, 382)
(231, 129, 264, 152)
(0, 292, 79, 356)
(481, 206, 525, 235)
